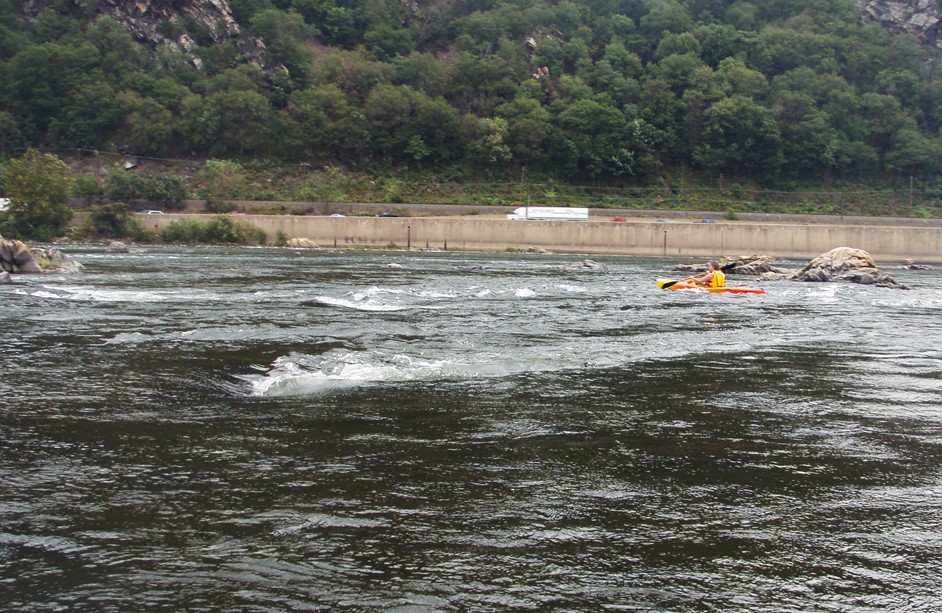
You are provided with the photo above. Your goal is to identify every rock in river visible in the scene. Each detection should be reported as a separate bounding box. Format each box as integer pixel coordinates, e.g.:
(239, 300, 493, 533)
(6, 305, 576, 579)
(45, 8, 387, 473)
(0, 239, 83, 274)
(789, 247, 907, 289)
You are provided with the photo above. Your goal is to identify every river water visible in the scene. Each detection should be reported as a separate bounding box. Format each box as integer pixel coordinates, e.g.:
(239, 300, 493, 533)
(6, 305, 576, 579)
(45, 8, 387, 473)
(2, 246, 941, 611)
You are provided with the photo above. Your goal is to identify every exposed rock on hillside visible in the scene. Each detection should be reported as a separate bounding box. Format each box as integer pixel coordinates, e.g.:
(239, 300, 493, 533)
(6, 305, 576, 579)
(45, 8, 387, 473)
(859, 0, 942, 49)
(21, 0, 271, 72)
(17, 1, 942, 74)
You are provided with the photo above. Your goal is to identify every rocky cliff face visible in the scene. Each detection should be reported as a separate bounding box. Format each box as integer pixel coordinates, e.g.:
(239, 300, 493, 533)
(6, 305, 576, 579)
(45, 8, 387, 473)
(22, 0, 270, 72)
(859, 0, 942, 49)
(17, 2, 942, 69)
(93, 0, 270, 71)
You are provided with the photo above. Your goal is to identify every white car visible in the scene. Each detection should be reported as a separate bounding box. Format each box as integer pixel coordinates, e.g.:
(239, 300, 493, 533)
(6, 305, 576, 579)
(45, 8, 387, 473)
(143, 210, 164, 214)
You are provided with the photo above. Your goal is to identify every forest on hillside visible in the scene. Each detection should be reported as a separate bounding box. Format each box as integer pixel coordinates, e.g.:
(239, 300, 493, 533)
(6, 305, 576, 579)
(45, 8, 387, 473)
(2, 0, 942, 192)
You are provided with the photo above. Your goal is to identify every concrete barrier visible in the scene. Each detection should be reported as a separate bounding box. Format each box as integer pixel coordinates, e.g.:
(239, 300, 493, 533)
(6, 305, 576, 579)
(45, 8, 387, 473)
(72, 212, 942, 263)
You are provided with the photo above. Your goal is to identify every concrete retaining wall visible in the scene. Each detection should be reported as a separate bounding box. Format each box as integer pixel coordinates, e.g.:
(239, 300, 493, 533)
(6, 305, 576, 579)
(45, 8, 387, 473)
(76, 213, 942, 263)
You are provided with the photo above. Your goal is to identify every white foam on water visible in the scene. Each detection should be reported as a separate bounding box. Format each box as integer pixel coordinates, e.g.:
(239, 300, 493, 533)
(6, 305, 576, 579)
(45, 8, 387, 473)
(313, 295, 412, 311)
(240, 344, 610, 397)
(241, 350, 456, 396)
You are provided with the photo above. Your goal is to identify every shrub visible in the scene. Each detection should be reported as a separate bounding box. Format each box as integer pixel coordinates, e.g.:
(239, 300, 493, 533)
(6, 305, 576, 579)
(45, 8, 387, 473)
(145, 175, 187, 210)
(72, 175, 103, 205)
(104, 168, 148, 201)
(159, 214, 266, 245)
(2, 149, 73, 240)
(88, 202, 133, 237)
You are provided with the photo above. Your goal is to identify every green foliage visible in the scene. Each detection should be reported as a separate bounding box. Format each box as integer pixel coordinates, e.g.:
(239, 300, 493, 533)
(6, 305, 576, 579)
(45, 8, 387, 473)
(159, 214, 267, 244)
(145, 175, 187, 209)
(197, 160, 247, 202)
(4, 0, 942, 201)
(104, 167, 148, 201)
(72, 174, 103, 205)
(1, 149, 73, 240)
(102, 169, 187, 209)
(87, 201, 133, 238)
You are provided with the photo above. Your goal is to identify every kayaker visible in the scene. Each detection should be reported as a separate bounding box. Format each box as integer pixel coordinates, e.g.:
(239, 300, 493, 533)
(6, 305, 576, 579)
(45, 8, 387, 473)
(690, 261, 725, 288)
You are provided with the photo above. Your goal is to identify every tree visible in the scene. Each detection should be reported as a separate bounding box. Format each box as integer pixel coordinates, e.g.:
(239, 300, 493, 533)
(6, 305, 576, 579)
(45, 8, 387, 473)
(884, 128, 936, 178)
(495, 95, 552, 166)
(1, 149, 73, 240)
(72, 175, 103, 206)
(115, 92, 176, 156)
(693, 95, 783, 180)
(550, 97, 628, 179)
(88, 202, 133, 238)
(4, 42, 98, 141)
(286, 83, 370, 162)
(693, 24, 747, 68)
(250, 9, 312, 87)
(773, 91, 840, 177)
(181, 88, 276, 157)
(363, 84, 415, 157)
(640, 0, 694, 38)
(145, 175, 188, 210)
(197, 160, 247, 209)
(392, 51, 452, 97)
(49, 77, 124, 148)
(0, 111, 23, 158)
(104, 167, 149, 202)
(465, 116, 512, 169)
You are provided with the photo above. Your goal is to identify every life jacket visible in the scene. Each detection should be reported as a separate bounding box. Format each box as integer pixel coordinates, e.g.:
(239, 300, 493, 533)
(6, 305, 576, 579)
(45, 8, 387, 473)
(709, 269, 726, 287)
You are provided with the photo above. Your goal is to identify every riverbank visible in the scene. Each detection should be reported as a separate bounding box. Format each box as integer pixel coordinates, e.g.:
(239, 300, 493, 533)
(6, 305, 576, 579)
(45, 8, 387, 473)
(82, 208, 942, 264)
(163, 199, 942, 228)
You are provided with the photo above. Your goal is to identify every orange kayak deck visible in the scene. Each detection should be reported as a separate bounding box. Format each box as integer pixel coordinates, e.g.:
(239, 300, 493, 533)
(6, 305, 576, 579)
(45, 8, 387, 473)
(656, 279, 766, 294)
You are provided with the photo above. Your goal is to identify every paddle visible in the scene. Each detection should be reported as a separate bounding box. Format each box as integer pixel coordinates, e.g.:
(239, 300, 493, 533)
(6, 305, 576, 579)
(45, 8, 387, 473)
(660, 276, 693, 289)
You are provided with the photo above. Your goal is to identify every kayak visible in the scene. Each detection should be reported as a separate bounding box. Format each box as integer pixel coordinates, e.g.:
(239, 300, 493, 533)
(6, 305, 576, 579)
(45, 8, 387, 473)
(656, 278, 766, 294)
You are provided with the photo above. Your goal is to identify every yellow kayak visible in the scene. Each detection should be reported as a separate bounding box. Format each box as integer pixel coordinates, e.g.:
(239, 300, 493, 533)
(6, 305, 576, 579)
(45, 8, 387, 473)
(656, 278, 766, 294)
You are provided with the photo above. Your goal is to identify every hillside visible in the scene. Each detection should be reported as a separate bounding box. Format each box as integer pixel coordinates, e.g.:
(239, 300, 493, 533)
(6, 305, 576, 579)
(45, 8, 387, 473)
(3, 0, 942, 212)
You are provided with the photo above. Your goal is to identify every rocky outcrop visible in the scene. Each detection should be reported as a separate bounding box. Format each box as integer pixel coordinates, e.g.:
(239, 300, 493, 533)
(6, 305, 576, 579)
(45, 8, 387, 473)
(859, 1, 942, 49)
(0, 238, 42, 273)
(108, 240, 130, 253)
(789, 247, 907, 288)
(31, 246, 84, 273)
(673, 255, 785, 276)
(0, 239, 83, 274)
(672, 249, 907, 288)
(21, 0, 271, 73)
(564, 259, 609, 272)
(285, 237, 319, 248)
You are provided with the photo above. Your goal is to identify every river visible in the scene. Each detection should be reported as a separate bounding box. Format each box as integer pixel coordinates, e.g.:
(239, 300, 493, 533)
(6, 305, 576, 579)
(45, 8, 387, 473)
(2, 246, 941, 611)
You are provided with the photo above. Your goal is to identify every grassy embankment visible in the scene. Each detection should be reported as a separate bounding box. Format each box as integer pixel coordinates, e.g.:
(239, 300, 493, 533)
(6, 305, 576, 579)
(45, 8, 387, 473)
(65, 154, 942, 220)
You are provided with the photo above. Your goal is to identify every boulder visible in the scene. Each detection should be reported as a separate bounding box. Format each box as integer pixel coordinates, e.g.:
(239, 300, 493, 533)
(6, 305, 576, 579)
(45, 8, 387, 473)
(32, 247, 85, 273)
(285, 237, 319, 248)
(789, 247, 907, 289)
(0, 271, 10, 284)
(720, 255, 786, 276)
(903, 259, 932, 270)
(673, 255, 784, 276)
(0, 239, 42, 273)
(0, 239, 83, 274)
(564, 259, 609, 272)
